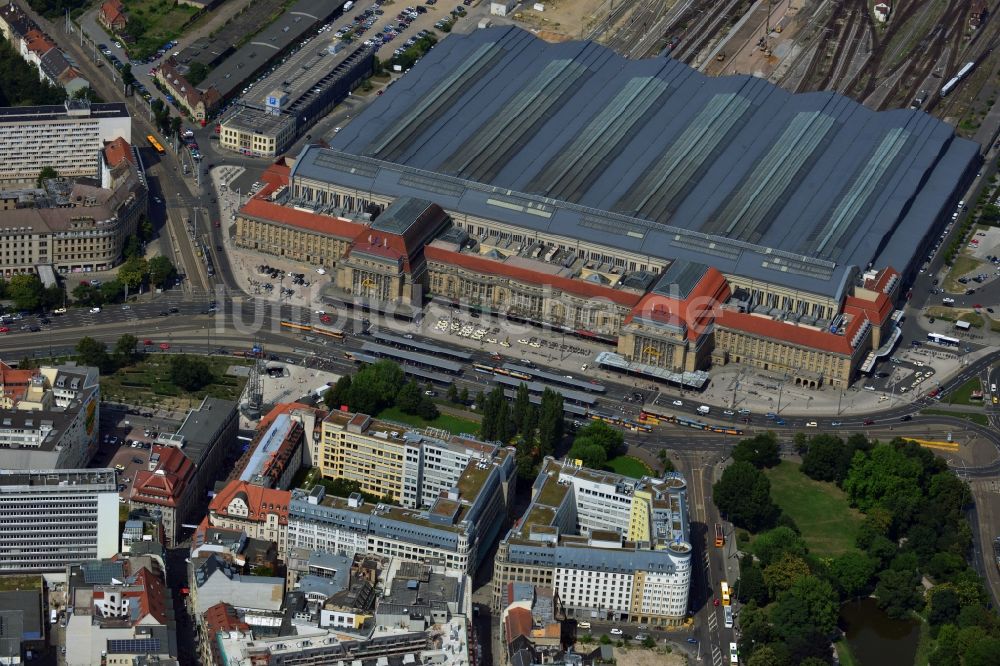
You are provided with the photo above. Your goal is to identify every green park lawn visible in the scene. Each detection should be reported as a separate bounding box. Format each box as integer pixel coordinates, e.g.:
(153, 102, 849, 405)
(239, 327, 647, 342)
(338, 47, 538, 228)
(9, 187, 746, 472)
(765, 461, 863, 557)
(376, 406, 480, 436)
(605, 455, 652, 479)
(121, 0, 199, 59)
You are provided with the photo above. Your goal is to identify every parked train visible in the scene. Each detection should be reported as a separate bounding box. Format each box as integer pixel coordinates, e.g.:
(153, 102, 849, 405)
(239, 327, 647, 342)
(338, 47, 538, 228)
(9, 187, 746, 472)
(639, 408, 744, 435)
(941, 62, 975, 97)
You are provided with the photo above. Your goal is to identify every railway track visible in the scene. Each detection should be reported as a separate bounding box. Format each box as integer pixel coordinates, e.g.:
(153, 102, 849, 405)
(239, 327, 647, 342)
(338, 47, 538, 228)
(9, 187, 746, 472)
(670, 0, 745, 65)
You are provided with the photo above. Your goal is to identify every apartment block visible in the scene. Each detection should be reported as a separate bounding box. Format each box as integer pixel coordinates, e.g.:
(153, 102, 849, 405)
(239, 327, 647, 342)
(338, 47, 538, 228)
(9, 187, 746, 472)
(493, 459, 692, 627)
(0, 469, 118, 572)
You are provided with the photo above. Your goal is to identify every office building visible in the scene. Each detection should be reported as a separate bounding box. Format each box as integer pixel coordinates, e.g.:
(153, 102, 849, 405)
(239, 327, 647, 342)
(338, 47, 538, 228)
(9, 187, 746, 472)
(129, 444, 196, 548)
(0, 101, 129, 183)
(0, 469, 118, 572)
(236, 404, 315, 489)
(0, 576, 46, 664)
(289, 414, 516, 573)
(0, 361, 101, 470)
(493, 459, 692, 628)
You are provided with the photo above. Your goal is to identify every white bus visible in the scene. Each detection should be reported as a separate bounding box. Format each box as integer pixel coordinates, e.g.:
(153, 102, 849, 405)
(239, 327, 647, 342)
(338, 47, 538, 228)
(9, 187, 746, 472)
(724, 605, 734, 629)
(730, 642, 739, 664)
(927, 332, 960, 348)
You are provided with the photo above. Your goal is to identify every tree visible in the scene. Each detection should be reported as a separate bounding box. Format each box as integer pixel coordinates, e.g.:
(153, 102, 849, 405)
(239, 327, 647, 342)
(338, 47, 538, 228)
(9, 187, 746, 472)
(641, 636, 656, 649)
(875, 568, 922, 619)
(36, 165, 58, 187)
(416, 396, 439, 420)
(771, 577, 839, 642)
(169, 356, 215, 392)
(396, 380, 422, 414)
(123, 235, 143, 259)
(345, 360, 403, 414)
(459, 387, 469, 404)
(713, 462, 779, 532)
(72, 283, 102, 306)
(731, 432, 780, 469)
(801, 433, 852, 483)
(657, 449, 675, 473)
(446, 384, 458, 403)
(148, 256, 176, 288)
(100, 279, 125, 304)
(535, 388, 564, 457)
(512, 382, 531, 435)
(323, 375, 352, 410)
(76, 337, 108, 369)
(568, 420, 623, 468)
(746, 646, 782, 666)
(828, 551, 877, 600)
(928, 586, 961, 627)
(963, 637, 1000, 666)
(7, 273, 43, 310)
(138, 216, 154, 241)
(763, 553, 811, 598)
(117, 256, 148, 289)
(170, 116, 183, 138)
(114, 334, 138, 364)
(41, 284, 64, 310)
(737, 558, 769, 606)
(752, 526, 807, 567)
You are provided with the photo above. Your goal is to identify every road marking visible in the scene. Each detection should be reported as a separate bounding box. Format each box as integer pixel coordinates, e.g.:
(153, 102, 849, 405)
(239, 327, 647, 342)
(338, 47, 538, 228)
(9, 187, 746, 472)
(711, 644, 724, 666)
(707, 611, 718, 632)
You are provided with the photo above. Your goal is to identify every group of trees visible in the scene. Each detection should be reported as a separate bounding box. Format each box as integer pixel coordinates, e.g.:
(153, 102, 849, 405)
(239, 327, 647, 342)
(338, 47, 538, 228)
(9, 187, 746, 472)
(0, 274, 65, 312)
(0, 35, 66, 106)
(72, 254, 176, 307)
(322, 360, 438, 421)
(76, 334, 141, 373)
(476, 384, 564, 480)
(567, 420, 623, 469)
(725, 434, 995, 665)
(169, 355, 215, 391)
(150, 99, 183, 138)
(714, 433, 783, 532)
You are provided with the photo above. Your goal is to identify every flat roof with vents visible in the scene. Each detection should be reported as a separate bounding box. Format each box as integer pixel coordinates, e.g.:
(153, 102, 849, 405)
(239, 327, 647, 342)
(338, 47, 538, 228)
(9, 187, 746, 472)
(294, 26, 981, 301)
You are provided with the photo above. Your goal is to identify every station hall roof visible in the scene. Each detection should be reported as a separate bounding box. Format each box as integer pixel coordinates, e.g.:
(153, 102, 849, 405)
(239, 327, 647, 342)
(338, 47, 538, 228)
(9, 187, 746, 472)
(294, 26, 980, 301)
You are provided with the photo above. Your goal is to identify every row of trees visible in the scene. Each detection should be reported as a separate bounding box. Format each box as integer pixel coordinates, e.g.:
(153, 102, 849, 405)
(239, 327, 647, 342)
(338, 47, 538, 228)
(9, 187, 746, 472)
(322, 360, 439, 421)
(76, 334, 142, 374)
(0, 274, 64, 312)
(72, 254, 176, 307)
(719, 434, 994, 665)
(567, 420, 623, 470)
(475, 384, 565, 481)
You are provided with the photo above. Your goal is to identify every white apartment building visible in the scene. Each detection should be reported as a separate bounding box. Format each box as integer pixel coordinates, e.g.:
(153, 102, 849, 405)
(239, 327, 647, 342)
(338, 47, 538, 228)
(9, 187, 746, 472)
(493, 459, 693, 627)
(0, 468, 119, 572)
(0, 100, 131, 183)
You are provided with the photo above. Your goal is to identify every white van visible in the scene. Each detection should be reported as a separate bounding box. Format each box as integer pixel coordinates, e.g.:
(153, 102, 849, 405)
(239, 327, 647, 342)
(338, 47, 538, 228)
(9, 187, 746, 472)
(697, 405, 710, 415)
(578, 621, 591, 630)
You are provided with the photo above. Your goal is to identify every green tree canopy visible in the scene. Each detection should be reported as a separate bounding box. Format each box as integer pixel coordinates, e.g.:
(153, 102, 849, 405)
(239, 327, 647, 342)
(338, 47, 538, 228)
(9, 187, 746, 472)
(875, 568, 922, 620)
(827, 551, 877, 601)
(732, 431, 781, 469)
(771, 577, 839, 643)
(323, 375, 352, 410)
(76, 336, 109, 369)
(148, 255, 177, 288)
(7, 274, 43, 311)
(763, 552, 811, 598)
(169, 355, 215, 392)
(801, 433, 854, 483)
(714, 462, 780, 532)
(117, 256, 148, 289)
(752, 526, 808, 567)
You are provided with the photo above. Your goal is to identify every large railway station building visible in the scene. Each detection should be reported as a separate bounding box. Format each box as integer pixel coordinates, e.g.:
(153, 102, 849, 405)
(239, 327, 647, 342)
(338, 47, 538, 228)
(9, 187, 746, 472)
(235, 26, 980, 388)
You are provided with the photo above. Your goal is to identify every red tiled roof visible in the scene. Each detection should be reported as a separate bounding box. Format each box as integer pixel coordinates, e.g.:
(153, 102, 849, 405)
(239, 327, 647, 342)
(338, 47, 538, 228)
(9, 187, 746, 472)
(203, 602, 249, 634)
(25, 29, 55, 56)
(844, 292, 893, 327)
(240, 164, 366, 241)
(0, 361, 37, 404)
(104, 137, 134, 168)
(504, 607, 533, 644)
(259, 402, 327, 430)
(423, 244, 643, 307)
(130, 567, 168, 624)
(716, 309, 862, 355)
(626, 267, 731, 340)
(864, 266, 899, 294)
(130, 445, 195, 508)
(209, 480, 291, 526)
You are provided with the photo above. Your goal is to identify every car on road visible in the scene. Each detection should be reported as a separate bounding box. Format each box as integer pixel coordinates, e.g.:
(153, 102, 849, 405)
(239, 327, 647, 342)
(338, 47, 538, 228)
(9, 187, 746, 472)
(320, 314, 332, 323)
(168, 307, 179, 314)
(774, 418, 786, 425)
(805, 421, 817, 427)
(132, 457, 144, 464)
(686, 638, 698, 644)
(830, 421, 842, 427)
(53, 307, 67, 314)
(723, 409, 734, 416)
(672, 400, 683, 406)
(713, 598, 720, 607)
(0, 327, 8, 334)
(89, 307, 101, 314)
(863, 418, 875, 425)
(900, 414, 913, 421)
(610, 628, 623, 636)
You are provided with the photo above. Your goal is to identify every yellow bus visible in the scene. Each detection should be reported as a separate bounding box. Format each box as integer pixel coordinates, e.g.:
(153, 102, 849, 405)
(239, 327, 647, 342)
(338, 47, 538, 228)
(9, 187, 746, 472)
(714, 523, 725, 548)
(280, 320, 311, 332)
(146, 134, 165, 154)
(313, 323, 345, 340)
(721, 581, 731, 606)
